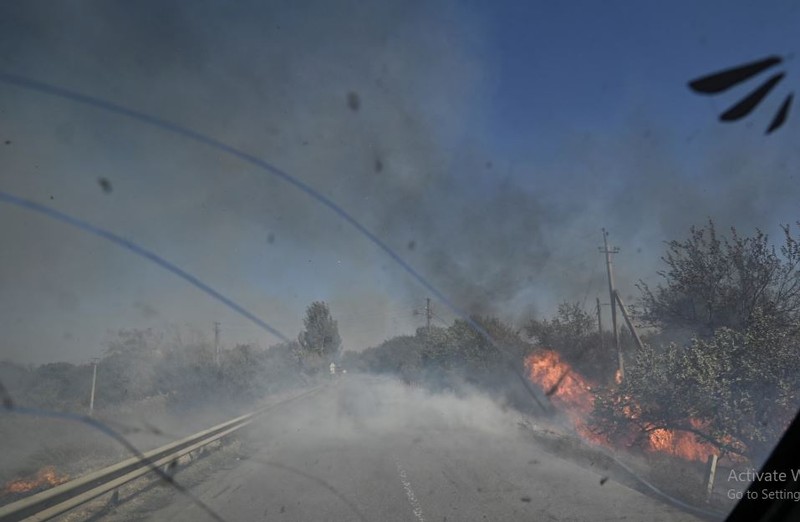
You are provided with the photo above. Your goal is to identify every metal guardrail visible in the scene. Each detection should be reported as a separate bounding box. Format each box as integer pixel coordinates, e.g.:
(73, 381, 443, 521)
(0, 386, 324, 522)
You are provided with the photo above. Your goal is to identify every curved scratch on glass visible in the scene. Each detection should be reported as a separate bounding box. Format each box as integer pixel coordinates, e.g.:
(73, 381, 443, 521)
(0, 72, 546, 415)
(0, 191, 290, 342)
(6, 405, 227, 522)
(0, 72, 492, 348)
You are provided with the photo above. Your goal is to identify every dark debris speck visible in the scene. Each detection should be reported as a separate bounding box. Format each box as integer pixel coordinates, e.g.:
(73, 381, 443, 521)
(98, 177, 112, 193)
(347, 91, 360, 112)
(520, 496, 532, 503)
(600, 476, 608, 485)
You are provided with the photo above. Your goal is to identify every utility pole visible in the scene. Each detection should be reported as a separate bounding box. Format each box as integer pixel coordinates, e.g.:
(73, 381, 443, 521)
(88, 358, 98, 416)
(599, 228, 624, 381)
(615, 292, 644, 352)
(425, 298, 432, 334)
(596, 297, 604, 349)
(213, 321, 221, 367)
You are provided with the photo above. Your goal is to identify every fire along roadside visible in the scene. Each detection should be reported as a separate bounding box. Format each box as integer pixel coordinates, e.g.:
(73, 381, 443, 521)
(0, 386, 327, 522)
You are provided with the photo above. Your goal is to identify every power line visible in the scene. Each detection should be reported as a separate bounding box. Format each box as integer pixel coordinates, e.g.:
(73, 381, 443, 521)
(213, 321, 221, 367)
(430, 310, 451, 326)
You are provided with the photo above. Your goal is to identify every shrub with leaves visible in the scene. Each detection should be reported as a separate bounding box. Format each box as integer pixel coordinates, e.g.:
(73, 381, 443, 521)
(595, 221, 800, 462)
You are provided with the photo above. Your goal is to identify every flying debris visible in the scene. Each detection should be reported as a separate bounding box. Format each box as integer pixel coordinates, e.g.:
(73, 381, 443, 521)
(689, 55, 794, 134)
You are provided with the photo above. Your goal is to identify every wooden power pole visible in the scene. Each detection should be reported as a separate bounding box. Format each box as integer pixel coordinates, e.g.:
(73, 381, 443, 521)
(615, 291, 644, 352)
(600, 229, 624, 381)
(425, 298, 432, 333)
(596, 297, 604, 350)
(88, 358, 98, 416)
(213, 321, 221, 367)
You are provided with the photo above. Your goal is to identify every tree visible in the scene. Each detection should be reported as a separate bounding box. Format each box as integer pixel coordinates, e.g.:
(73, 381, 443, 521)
(419, 317, 515, 374)
(100, 329, 164, 404)
(592, 223, 800, 462)
(361, 334, 423, 381)
(219, 344, 261, 398)
(415, 316, 529, 394)
(347, 315, 529, 396)
(260, 340, 306, 391)
(525, 302, 616, 382)
(638, 220, 800, 337)
(25, 362, 88, 410)
(297, 302, 341, 370)
(592, 319, 799, 461)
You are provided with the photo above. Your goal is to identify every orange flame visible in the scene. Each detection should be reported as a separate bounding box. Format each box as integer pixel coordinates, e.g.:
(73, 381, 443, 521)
(644, 418, 711, 461)
(525, 349, 721, 462)
(3, 466, 69, 495)
(524, 349, 607, 445)
(525, 349, 593, 414)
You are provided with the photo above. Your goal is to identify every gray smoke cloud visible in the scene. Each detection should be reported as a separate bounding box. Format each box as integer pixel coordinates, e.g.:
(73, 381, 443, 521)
(1, 1, 798, 363)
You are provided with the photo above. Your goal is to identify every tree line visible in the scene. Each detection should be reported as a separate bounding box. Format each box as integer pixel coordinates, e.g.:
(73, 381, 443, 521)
(0, 301, 342, 414)
(342, 221, 800, 463)
(3, 220, 797, 463)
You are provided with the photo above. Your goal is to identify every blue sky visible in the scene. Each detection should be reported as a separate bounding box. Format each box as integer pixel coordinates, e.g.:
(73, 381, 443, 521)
(486, 1, 799, 150)
(1, 1, 799, 363)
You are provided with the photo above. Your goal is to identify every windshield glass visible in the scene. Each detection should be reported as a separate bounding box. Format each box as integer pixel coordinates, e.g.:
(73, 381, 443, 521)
(1, 1, 799, 521)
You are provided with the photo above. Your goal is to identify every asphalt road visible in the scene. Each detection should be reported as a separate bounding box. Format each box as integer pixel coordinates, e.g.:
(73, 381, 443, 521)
(146, 376, 701, 522)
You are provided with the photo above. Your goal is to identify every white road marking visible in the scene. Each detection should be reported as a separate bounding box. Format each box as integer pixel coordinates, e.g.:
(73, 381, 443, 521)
(395, 459, 426, 522)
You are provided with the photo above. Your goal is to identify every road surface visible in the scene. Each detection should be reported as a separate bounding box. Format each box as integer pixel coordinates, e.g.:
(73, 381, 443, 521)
(144, 376, 701, 521)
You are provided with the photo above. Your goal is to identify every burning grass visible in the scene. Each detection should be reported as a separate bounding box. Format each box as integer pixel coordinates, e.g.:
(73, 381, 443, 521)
(3, 466, 69, 496)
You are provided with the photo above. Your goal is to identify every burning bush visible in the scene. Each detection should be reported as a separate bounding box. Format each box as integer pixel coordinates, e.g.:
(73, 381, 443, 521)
(525, 348, 737, 462)
(621, 221, 800, 462)
(526, 222, 800, 466)
(524, 303, 617, 383)
(525, 349, 609, 446)
(590, 324, 796, 463)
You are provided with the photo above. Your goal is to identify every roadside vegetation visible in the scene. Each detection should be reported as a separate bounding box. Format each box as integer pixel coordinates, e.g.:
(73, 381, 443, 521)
(3, 221, 799, 498)
(593, 221, 800, 464)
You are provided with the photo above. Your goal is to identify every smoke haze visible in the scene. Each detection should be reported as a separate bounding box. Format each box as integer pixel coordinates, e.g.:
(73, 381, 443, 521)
(1, 1, 799, 363)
